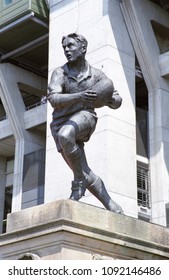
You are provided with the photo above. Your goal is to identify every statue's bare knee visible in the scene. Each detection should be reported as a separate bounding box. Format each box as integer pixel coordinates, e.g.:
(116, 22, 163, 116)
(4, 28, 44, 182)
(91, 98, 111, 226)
(58, 127, 76, 154)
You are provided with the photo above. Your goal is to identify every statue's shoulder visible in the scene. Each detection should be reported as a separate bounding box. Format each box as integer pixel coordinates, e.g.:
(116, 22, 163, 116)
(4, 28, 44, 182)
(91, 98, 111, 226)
(49, 65, 67, 87)
(52, 65, 65, 76)
(90, 64, 107, 79)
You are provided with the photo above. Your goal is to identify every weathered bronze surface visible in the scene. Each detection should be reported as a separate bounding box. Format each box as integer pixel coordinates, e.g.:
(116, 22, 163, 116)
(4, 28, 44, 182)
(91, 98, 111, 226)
(47, 33, 123, 214)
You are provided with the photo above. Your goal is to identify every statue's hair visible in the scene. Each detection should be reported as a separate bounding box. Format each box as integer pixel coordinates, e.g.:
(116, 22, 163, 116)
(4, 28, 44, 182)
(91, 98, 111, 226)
(61, 33, 88, 49)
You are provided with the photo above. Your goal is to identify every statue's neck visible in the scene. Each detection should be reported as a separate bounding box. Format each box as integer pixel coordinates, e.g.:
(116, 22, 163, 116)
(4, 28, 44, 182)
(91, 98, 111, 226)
(68, 59, 87, 78)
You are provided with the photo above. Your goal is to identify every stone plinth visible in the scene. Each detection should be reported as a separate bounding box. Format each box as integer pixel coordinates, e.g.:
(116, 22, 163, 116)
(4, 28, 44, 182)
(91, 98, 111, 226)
(0, 200, 169, 259)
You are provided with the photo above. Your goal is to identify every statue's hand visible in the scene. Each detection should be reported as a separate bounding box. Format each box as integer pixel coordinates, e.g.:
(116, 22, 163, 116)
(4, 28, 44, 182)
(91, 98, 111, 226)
(80, 90, 97, 101)
(107, 91, 122, 109)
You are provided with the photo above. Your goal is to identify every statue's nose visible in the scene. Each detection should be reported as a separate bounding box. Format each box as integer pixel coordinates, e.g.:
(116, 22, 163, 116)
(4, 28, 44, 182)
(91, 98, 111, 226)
(64, 46, 69, 52)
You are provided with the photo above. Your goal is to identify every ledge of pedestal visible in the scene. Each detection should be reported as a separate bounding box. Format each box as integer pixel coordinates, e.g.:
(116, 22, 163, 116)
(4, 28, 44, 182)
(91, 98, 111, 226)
(0, 199, 169, 260)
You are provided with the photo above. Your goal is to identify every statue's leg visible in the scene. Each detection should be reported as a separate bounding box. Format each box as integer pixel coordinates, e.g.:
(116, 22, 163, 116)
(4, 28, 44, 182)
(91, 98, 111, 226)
(57, 114, 93, 200)
(59, 148, 88, 200)
(88, 177, 124, 214)
(79, 144, 124, 214)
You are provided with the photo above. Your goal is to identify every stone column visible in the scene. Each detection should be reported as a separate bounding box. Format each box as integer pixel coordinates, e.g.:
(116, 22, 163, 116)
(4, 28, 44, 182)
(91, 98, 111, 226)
(0, 156, 6, 233)
(149, 88, 169, 225)
(45, 0, 137, 217)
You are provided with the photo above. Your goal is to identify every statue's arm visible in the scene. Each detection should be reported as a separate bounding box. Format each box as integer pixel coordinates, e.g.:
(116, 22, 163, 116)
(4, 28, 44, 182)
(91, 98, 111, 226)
(47, 67, 122, 109)
(107, 90, 122, 109)
(90, 76, 114, 97)
(47, 68, 97, 109)
(89, 70, 122, 109)
(87, 71, 114, 108)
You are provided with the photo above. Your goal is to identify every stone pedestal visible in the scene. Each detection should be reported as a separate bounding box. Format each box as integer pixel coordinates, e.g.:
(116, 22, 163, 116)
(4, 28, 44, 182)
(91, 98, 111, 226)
(0, 200, 169, 260)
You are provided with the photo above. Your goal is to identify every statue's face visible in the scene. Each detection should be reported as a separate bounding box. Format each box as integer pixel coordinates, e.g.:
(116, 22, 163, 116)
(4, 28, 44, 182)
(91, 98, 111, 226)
(62, 37, 85, 62)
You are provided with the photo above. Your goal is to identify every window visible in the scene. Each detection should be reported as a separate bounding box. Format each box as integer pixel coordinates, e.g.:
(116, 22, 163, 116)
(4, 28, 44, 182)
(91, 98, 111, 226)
(137, 164, 150, 208)
(22, 149, 45, 209)
(4, 0, 12, 6)
(151, 21, 169, 54)
(136, 108, 148, 158)
(150, 1, 169, 11)
(0, 99, 7, 121)
(166, 203, 169, 227)
(3, 0, 20, 7)
(136, 59, 149, 158)
(18, 83, 45, 110)
(2, 158, 14, 233)
(3, 186, 13, 233)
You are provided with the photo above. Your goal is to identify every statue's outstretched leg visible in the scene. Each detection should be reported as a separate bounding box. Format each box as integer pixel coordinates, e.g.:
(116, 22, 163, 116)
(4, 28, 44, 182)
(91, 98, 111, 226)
(78, 143, 124, 214)
(87, 177, 123, 214)
(60, 141, 123, 214)
(57, 114, 123, 213)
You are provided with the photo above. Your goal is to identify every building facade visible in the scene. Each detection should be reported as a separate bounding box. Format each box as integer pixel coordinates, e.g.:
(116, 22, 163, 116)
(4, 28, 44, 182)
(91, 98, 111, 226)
(0, 0, 169, 259)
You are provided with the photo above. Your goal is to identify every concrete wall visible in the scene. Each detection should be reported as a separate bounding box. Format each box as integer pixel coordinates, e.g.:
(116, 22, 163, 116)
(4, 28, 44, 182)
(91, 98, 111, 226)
(121, 0, 169, 226)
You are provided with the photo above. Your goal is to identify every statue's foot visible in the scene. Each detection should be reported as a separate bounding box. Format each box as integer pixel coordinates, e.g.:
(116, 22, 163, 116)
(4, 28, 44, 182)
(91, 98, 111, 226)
(108, 200, 124, 214)
(87, 176, 124, 214)
(69, 177, 88, 201)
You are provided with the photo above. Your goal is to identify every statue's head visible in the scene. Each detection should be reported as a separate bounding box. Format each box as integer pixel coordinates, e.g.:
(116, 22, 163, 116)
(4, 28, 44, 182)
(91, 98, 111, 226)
(61, 33, 88, 62)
